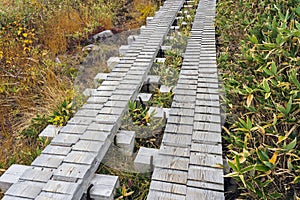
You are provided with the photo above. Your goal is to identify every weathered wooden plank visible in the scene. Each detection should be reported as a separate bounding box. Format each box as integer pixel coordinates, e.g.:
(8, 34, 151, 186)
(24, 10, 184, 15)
(186, 187, 224, 200)
(189, 152, 223, 167)
(5, 181, 44, 199)
(53, 163, 91, 182)
(72, 140, 104, 152)
(81, 130, 111, 142)
(20, 168, 53, 183)
(42, 180, 81, 195)
(147, 190, 186, 200)
(192, 131, 222, 144)
(155, 154, 190, 171)
(59, 124, 87, 135)
(89, 174, 119, 200)
(64, 151, 97, 165)
(151, 168, 188, 184)
(165, 124, 193, 135)
(168, 108, 195, 117)
(0, 164, 31, 192)
(187, 180, 224, 192)
(159, 145, 191, 158)
(87, 122, 115, 133)
(149, 180, 186, 195)
(68, 117, 94, 125)
(167, 115, 194, 126)
(32, 154, 64, 169)
(162, 133, 192, 147)
(51, 134, 79, 147)
(191, 142, 222, 155)
(1, 196, 30, 200)
(195, 106, 220, 115)
(194, 121, 221, 133)
(42, 145, 71, 156)
(36, 192, 73, 200)
(188, 165, 224, 185)
(194, 113, 221, 123)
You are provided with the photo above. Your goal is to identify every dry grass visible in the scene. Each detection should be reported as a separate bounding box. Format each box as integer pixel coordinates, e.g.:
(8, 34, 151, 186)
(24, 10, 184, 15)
(0, 0, 161, 171)
(40, 9, 85, 54)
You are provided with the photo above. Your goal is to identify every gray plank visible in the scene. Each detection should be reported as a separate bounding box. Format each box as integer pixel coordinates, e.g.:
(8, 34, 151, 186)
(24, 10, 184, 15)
(165, 124, 193, 135)
(194, 122, 221, 133)
(155, 155, 189, 171)
(59, 125, 87, 135)
(0, 164, 31, 192)
(32, 154, 64, 169)
(187, 180, 224, 192)
(81, 103, 104, 110)
(20, 168, 53, 183)
(42, 180, 81, 195)
(53, 163, 91, 182)
(162, 133, 192, 147)
(68, 117, 94, 125)
(195, 106, 220, 115)
(159, 145, 191, 158)
(64, 151, 97, 165)
(5, 181, 44, 199)
(186, 187, 224, 200)
(87, 123, 115, 133)
(152, 168, 188, 184)
(167, 115, 194, 126)
(72, 140, 104, 152)
(2, 196, 30, 200)
(150, 180, 186, 195)
(147, 190, 186, 200)
(191, 143, 222, 155)
(188, 165, 224, 184)
(75, 110, 99, 117)
(42, 145, 71, 156)
(189, 152, 223, 167)
(169, 108, 195, 117)
(192, 131, 222, 144)
(36, 192, 73, 200)
(81, 130, 110, 142)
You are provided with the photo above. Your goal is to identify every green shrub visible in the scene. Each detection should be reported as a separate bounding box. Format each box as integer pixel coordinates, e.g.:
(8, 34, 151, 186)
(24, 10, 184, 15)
(216, 0, 300, 199)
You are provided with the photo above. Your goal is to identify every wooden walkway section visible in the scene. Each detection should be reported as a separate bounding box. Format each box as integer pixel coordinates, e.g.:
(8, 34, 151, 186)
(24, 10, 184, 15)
(0, 0, 224, 199)
(148, 0, 224, 199)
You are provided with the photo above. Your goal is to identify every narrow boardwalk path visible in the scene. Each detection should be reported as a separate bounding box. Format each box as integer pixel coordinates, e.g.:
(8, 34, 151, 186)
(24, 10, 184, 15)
(148, 0, 224, 199)
(1, 0, 224, 199)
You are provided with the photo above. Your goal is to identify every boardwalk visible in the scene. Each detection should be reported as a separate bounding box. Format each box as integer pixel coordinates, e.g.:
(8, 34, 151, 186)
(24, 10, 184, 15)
(0, 0, 224, 199)
(148, 0, 224, 199)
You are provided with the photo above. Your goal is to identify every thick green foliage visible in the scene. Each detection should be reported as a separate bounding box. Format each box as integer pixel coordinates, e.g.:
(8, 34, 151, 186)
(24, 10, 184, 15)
(216, 0, 300, 199)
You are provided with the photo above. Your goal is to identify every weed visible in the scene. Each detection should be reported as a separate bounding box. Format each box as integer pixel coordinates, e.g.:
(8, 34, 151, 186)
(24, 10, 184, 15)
(121, 101, 165, 149)
(151, 88, 174, 108)
(151, 62, 179, 87)
(48, 99, 75, 126)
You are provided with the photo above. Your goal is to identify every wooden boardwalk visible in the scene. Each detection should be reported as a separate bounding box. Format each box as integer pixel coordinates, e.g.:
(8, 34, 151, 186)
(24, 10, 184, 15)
(148, 0, 224, 199)
(0, 0, 224, 199)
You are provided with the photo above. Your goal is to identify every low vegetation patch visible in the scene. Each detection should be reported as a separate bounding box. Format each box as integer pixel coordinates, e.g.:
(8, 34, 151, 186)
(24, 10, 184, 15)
(216, 0, 300, 199)
(0, 0, 161, 173)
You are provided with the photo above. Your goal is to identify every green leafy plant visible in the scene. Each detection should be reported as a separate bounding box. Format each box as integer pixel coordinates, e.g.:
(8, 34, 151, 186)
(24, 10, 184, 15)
(216, 0, 300, 199)
(48, 99, 75, 126)
(165, 48, 183, 68)
(151, 62, 179, 86)
(127, 100, 150, 126)
(151, 89, 174, 108)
